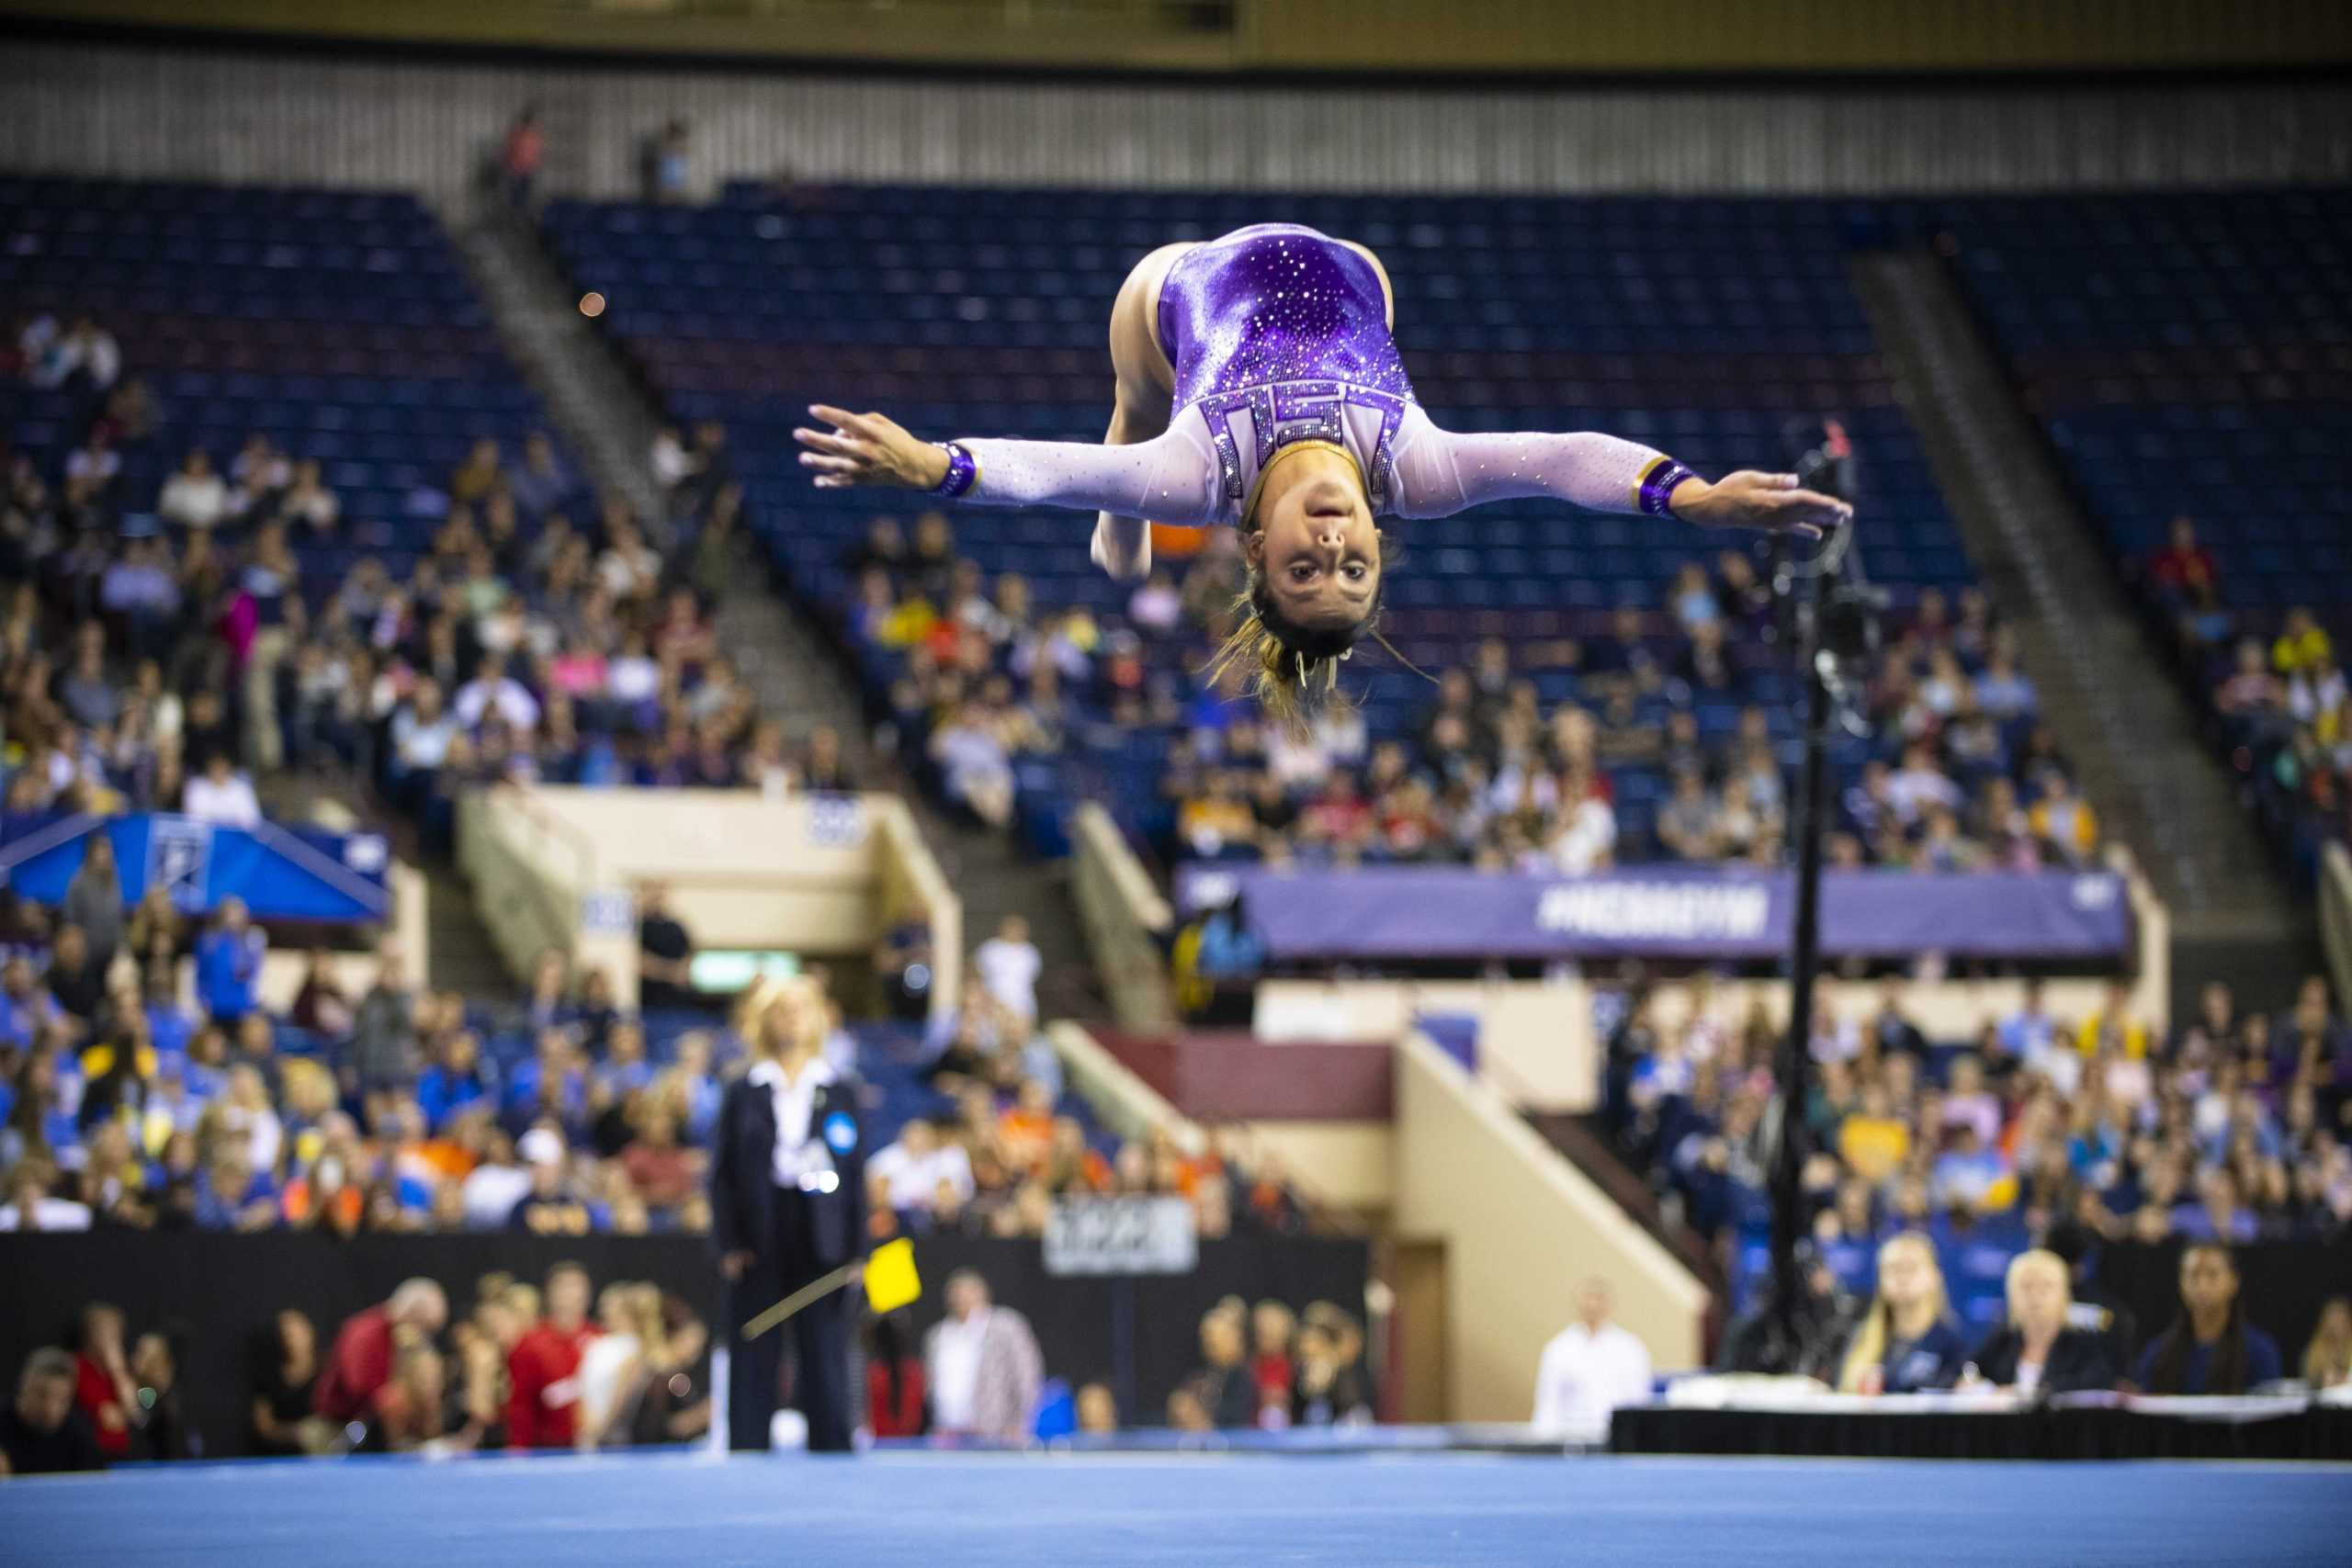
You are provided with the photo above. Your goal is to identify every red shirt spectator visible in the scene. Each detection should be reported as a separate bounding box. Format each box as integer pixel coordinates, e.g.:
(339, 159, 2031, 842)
(315, 1279, 449, 1425)
(73, 1351, 133, 1460)
(2149, 515, 2218, 597)
(865, 1355, 927, 1438)
(507, 1262, 599, 1449)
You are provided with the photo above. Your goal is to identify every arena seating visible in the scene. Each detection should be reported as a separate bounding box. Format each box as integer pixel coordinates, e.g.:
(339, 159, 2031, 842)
(2, 176, 548, 591)
(542, 186, 1981, 860)
(1926, 187, 2352, 879)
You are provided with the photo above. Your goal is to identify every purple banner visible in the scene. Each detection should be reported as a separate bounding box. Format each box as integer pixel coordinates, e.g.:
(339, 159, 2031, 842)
(1173, 863, 2132, 962)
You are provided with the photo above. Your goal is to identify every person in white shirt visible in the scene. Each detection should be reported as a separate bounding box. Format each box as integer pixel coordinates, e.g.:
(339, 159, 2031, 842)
(1531, 1278, 1654, 1446)
(866, 1118, 975, 1215)
(923, 1269, 1044, 1440)
(971, 915, 1043, 1028)
(182, 752, 263, 829)
(158, 449, 231, 529)
(453, 652, 542, 736)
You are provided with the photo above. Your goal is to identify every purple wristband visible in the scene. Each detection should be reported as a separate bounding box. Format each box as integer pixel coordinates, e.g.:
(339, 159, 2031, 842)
(932, 442, 978, 500)
(1638, 459, 1698, 519)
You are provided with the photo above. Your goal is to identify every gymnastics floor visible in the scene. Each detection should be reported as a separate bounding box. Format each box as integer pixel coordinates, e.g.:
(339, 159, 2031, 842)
(6, 1450, 2349, 1566)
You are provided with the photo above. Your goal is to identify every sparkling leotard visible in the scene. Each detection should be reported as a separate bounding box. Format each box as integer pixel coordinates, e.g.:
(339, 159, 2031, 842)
(1156, 224, 1413, 414)
(949, 224, 1680, 526)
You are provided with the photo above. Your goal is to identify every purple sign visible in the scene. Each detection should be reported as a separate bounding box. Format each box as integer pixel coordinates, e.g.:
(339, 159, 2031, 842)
(1173, 864, 2132, 962)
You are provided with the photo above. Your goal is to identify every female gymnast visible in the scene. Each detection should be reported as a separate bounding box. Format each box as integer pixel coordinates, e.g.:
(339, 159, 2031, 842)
(794, 222, 1851, 719)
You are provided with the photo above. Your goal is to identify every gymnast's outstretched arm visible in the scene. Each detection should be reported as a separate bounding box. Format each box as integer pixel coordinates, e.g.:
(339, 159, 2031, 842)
(1388, 407, 1850, 536)
(795, 403, 1224, 523)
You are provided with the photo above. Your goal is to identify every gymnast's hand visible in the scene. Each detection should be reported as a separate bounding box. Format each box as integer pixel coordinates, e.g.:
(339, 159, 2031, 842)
(794, 404, 950, 491)
(1671, 470, 1852, 539)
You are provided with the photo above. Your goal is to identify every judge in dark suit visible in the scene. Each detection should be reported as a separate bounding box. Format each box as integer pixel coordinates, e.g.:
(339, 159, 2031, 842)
(1962, 1247, 2119, 1398)
(711, 975, 869, 1452)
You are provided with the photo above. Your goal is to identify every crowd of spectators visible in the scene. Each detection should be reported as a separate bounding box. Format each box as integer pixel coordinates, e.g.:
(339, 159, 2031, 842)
(1164, 1293, 1376, 1436)
(2143, 514, 2350, 869)
(842, 506, 2099, 886)
(1602, 969, 2352, 1291)
(0, 888, 1306, 1251)
(6, 308, 859, 873)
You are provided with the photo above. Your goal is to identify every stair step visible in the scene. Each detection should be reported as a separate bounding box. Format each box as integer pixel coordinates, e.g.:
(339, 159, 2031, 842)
(1849, 249, 2308, 957)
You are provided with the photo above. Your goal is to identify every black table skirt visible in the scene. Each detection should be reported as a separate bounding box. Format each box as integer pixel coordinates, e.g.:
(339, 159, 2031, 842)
(1610, 1405, 2352, 1461)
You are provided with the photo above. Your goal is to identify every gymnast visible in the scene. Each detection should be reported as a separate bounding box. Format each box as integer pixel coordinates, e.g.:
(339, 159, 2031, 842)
(794, 222, 1850, 720)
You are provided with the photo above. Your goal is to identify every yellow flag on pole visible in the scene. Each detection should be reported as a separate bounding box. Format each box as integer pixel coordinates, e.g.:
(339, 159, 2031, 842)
(862, 1237, 921, 1314)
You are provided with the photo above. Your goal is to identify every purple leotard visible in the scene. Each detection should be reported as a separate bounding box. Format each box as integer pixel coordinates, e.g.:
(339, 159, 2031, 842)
(944, 225, 1686, 528)
(1156, 224, 1414, 414)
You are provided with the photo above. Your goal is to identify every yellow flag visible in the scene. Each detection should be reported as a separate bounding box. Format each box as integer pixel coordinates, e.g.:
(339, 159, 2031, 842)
(863, 1238, 921, 1314)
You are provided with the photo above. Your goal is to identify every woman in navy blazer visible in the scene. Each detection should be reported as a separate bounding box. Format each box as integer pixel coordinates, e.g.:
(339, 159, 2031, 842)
(710, 976, 869, 1451)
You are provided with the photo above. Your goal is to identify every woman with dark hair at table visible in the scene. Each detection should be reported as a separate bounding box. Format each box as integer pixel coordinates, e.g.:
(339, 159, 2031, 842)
(2132, 1243, 2282, 1395)
(1961, 1249, 2117, 1398)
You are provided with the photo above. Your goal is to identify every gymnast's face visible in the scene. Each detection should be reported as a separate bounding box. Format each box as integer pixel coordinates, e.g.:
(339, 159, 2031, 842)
(1249, 470, 1380, 633)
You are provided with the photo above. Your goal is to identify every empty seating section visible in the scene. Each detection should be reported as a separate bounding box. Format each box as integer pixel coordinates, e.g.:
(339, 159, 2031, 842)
(0, 176, 554, 593)
(545, 185, 1971, 855)
(1930, 187, 2352, 868)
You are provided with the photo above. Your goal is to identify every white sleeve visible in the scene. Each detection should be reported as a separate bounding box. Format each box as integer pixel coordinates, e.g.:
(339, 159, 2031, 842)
(1388, 404, 1675, 520)
(954, 406, 1224, 525)
(1531, 1337, 1566, 1435)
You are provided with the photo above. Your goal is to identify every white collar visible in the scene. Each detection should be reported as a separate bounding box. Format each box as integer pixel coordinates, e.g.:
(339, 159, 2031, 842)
(748, 1057, 836, 1091)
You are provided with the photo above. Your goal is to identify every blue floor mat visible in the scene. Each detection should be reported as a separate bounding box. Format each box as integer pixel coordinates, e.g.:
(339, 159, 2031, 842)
(6, 1450, 2349, 1567)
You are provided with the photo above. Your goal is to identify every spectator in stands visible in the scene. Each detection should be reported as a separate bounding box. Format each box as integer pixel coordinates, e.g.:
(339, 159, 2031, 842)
(1184, 1300, 1256, 1429)
(72, 1303, 139, 1461)
(2028, 770, 2099, 866)
(454, 649, 539, 738)
(182, 751, 262, 829)
(2272, 606, 2333, 678)
(635, 883, 696, 1011)
(2302, 1298, 2352, 1390)
(972, 915, 1043, 1032)
(249, 1308, 326, 1456)
(923, 1269, 1043, 1441)
(1962, 1249, 2115, 1397)
(1834, 1233, 1969, 1394)
(1656, 771, 1731, 864)
(2148, 514, 2219, 604)
(498, 106, 548, 206)
(870, 1117, 974, 1223)
(1531, 1278, 1654, 1444)
(508, 1260, 599, 1450)
(1076, 1382, 1119, 1436)
(507, 432, 575, 520)
(2132, 1244, 2282, 1395)
(193, 897, 265, 1023)
(315, 1277, 448, 1426)
(2215, 638, 2287, 725)
(1293, 1303, 1373, 1427)
(62, 834, 122, 978)
(348, 940, 417, 1095)
(931, 701, 1020, 829)
(1, 1348, 107, 1475)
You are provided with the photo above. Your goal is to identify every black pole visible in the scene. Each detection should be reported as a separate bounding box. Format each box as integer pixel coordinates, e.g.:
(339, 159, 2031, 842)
(1768, 577, 1832, 1361)
(1762, 420, 1860, 1371)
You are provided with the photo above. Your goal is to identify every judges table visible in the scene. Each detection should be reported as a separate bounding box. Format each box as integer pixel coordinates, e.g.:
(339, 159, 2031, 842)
(1611, 1385, 2352, 1461)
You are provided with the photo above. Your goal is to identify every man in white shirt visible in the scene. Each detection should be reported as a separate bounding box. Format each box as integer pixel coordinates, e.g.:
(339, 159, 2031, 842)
(923, 1269, 1044, 1440)
(182, 752, 263, 829)
(1530, 1279, 1654, 1446)
(971, 916, 1043, 1030)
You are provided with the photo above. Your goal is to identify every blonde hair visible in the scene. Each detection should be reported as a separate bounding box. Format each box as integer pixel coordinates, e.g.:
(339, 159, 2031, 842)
(1837, 1232, 1949, 1393)
(2004, 1248, 2071, 1324)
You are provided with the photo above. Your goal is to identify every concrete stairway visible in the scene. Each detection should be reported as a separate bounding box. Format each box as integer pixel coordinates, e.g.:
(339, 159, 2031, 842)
(1849, 251, 2310, 1008)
